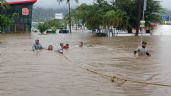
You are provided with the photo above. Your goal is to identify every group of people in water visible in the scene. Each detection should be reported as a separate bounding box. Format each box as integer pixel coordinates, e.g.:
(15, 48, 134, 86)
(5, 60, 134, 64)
(32, 39, 84, 54)
(56, 43, 69, 54)
(32, 39, 151, 57)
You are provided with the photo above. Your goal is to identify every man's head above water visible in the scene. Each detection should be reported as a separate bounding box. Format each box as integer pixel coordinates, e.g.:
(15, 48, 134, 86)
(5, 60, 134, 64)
(134, 41, 151, 57)
(142, 41, 147, 48)
(35, 39, 40, 44)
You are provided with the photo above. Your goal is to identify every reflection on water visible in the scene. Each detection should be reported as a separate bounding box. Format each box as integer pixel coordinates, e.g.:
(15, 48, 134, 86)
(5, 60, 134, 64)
(0, 30, 171, 96)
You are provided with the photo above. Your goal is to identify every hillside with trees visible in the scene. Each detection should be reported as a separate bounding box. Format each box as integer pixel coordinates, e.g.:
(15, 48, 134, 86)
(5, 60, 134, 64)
(32, 7, 69, 22)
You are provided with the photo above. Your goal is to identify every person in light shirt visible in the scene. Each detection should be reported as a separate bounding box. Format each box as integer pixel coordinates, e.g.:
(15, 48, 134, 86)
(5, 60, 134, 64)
(57, 43, 64, 54)
(134, 41, 151, 57)
(32, 39, 43, 51)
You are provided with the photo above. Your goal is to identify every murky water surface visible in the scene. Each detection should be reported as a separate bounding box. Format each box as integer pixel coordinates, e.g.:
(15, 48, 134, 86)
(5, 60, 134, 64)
(0, 27, 171, 96)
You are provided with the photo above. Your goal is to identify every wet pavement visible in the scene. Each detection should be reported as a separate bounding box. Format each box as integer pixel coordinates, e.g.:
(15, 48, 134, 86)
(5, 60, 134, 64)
(0, 26, 171, 96)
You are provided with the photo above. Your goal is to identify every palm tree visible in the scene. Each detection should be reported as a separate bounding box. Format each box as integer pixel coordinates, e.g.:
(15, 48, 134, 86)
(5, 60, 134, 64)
(0, 0, 7, 9)
(0, 0, 6, 3)
(84, 5, 103, 33)
(57, 0, 78, 34)
(103, 10, 125, 36)
(104, 10, 124, 28)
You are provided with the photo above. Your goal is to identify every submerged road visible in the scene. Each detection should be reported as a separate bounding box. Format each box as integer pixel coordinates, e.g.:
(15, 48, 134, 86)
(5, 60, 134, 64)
(0, 27, 171, 96)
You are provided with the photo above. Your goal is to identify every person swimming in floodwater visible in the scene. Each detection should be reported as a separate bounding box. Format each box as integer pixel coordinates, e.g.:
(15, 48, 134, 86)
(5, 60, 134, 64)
(79, 41, 83, 48)
(134, 41, 151, 57)
(32, 39, 43, 51)
(63, 43, 69, 49)
(88, 43, 94, 47)
(57, 43, 64, 54)
(48, 45, 53, 51)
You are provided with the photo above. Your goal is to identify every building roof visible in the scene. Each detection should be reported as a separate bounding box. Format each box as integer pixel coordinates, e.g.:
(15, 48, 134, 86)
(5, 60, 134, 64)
(7, 0, 37, 5)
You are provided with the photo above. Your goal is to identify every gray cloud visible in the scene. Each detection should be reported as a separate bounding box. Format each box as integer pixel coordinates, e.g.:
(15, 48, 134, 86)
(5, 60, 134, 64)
(161, 0, 171, 10)
(6, 0, 168, 10)
(34, 0, 94, 8)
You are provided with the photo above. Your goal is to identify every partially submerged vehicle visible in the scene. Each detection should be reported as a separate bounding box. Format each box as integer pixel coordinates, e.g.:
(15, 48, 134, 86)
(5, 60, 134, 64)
(59, 28, 69, 34)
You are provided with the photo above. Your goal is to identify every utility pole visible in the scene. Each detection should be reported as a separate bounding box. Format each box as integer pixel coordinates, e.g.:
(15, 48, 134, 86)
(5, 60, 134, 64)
(68, 1, 72, 34)
(142, 0, 147, 20)
(140, 0, 147, 42)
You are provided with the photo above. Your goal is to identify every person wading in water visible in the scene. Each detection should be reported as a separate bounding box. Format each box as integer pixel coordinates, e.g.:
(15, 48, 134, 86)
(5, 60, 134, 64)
(134, 41, 151, 57)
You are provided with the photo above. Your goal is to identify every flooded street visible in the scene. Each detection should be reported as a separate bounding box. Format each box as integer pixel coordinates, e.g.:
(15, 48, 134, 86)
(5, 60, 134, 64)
(1, 26, 171, 96)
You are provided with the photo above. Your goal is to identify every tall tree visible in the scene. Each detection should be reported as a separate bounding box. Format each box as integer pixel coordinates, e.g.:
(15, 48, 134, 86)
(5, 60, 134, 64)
(71, 0, 163, 36)
(57, 0, 78, 34)
(104, 10, 125, 28)
(0, 15, 11, 32)
(114, 0, 163, 35)
(0, 0, 6, 4)
(135, 0, 144, 36)
(0, 0, 8, 9)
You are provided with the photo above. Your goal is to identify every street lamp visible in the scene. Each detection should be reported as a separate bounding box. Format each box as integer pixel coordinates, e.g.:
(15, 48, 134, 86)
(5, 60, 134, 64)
(140, 20, 145, 42)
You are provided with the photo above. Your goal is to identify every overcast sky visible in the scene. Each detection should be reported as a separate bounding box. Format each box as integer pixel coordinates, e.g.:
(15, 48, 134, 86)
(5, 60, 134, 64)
(34, 0, 171, 10)
(6, 0, 171, 10)
(161, 0, 171, 10)
(34, 0, 95, 8)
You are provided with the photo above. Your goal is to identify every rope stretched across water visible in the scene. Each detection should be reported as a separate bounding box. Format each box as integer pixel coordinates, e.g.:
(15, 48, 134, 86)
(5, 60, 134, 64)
(84, 68, 171, 88)
(63, 54, 171, 88)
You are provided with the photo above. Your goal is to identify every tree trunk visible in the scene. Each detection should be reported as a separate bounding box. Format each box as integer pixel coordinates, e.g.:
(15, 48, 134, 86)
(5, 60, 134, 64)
(135, 28, 139, 36)
(127, 27, 132, 33)
(135, 0, 143, 36)
(14, 24, 16, 32)
(92, 29, 96, 36)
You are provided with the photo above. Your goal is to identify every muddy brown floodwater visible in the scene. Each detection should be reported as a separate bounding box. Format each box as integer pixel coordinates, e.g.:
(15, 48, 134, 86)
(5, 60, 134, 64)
(0, 28, 171, 96)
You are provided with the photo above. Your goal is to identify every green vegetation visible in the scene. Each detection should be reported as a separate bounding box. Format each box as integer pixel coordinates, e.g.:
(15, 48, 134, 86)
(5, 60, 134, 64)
(0, 15, 11, 32)
(37, 22, 49, 33)
(57, 0, 78, 33)
(69, 0, 164, 36)
(0, 12, 20, 32)
(0, 0, 10, 32)
(0, 0, 7, 9)
(0, 0, 6, 3)
(37, 19, 62, 33)
(32, 7, 68, 22)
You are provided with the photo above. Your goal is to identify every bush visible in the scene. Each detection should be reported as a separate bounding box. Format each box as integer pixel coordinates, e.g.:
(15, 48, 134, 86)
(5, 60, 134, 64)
(37, 22, 49, 33)
(0, 15, 11, 32)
